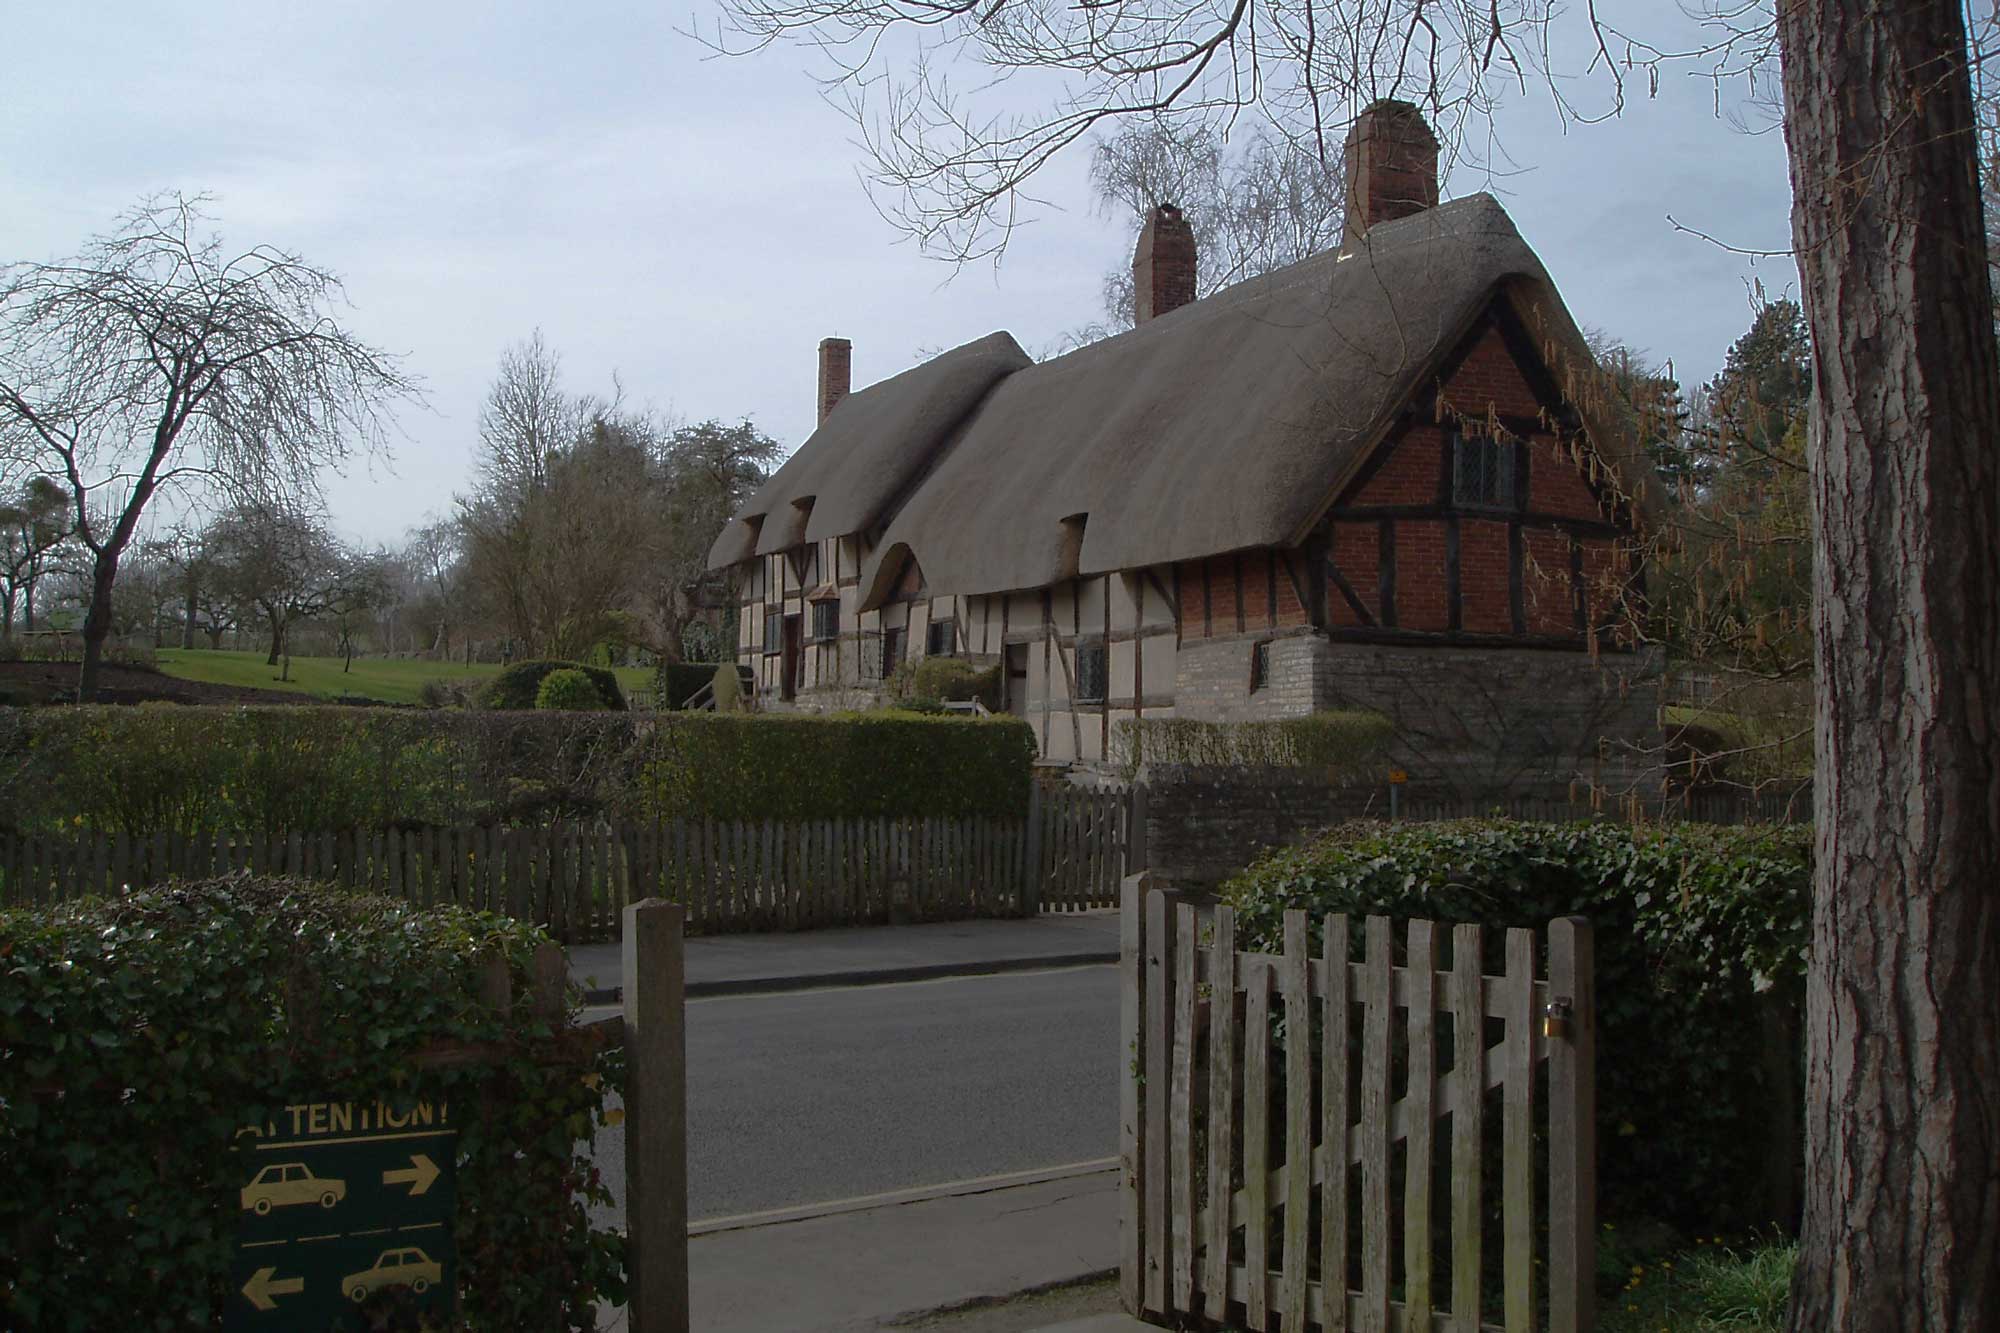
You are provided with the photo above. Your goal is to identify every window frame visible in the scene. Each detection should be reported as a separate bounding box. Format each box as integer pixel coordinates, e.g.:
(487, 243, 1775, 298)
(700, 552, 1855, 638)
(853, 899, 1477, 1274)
(1451, 430, 1522, 511)
(763, 609, 785, 656)
(881, 626, 904, 679)
(926, 617, 957, 658)
(1074, 640, 1109, 706)
(810, 598, 840, 643)
(1249, 639, 1272, 693)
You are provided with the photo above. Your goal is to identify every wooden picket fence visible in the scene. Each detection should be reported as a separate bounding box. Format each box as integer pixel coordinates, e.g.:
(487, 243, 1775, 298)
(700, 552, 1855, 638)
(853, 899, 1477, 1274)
(0, 816, 1045, 944)
(1030, 784, 1132, 911)
(1122, 873, 1596, 1332)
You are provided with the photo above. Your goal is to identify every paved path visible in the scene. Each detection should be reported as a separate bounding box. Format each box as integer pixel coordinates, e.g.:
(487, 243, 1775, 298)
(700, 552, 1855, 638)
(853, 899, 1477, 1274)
(568, 910, 1120, 1002)
(590, 963, 1119, 1221)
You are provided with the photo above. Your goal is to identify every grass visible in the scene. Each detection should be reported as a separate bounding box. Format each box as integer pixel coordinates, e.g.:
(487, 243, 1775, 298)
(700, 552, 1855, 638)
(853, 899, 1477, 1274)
(1600, 1235, 1798, 1332)
(154, 648, 656, 707)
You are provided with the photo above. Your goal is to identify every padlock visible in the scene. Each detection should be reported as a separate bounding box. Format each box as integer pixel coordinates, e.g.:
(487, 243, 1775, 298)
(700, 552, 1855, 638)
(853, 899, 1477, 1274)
(1543, 996, 1573, 1041)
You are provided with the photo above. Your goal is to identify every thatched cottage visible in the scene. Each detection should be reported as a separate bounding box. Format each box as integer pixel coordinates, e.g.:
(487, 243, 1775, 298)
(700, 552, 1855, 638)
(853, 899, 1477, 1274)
(707, 101, 1663, 781)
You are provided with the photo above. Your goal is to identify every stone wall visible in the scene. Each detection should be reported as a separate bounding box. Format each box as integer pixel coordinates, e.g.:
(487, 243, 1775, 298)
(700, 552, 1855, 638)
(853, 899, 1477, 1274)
(1133, 764, 1420, 892)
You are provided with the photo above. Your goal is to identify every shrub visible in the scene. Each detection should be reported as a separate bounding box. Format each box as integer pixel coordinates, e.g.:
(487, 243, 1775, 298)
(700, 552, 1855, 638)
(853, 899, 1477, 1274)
(537, 667, 609, 711)
(477, 659, 626, 711)
(1111, 710, 1395, 777)
(892, 657, 1002, 711)
(418, 676, 477, 709)
(1222, 818, 1811, 1233)
(0, 705, 1037, 834)
(0, 876, 621, 1330)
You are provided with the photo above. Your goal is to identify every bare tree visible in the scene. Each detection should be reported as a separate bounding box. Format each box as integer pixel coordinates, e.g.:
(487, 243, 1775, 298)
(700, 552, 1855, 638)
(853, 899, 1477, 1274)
(457, 336, 667, 659)
(1081, 120, 1344, 338)
(717, 0, 2000, 1323)
(204, 502, 371, 669)
(401, 514, 465, 658)
(0, 193, 419, 699)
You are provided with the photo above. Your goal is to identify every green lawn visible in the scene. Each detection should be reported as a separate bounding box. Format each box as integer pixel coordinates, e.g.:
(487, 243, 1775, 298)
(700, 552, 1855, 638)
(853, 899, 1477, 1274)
(154, 648, 655, 707)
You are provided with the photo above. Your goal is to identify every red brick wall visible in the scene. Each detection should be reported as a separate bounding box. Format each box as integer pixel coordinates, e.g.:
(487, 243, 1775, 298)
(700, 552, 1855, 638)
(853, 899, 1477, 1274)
(1329, 523, 1380, 626)
(1459, 519, 1512, 635)
(1442, 323, 1543, 420)
(1522, 529, 1574, 636)
(1396, 520, 1450, 630)
(1351, 424, 1442, 505)
(1274, 554, 1310, 627)
(1528, 435, 1604, 519)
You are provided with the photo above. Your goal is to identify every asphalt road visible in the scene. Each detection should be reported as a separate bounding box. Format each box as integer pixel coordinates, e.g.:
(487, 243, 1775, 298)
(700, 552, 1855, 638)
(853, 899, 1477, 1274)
(587, 963, 1119, 1225)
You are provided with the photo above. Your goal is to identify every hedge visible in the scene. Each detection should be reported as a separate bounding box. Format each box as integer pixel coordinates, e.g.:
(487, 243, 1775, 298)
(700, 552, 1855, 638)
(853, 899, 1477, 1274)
(478, 659, 627, 711)
(1222, 818, 1811, 1234)
(0, 706, 1037, 835)
(652, 662, 721, 711)
(0, 876, 621, 1330)
(1110, 711, 1394, 778)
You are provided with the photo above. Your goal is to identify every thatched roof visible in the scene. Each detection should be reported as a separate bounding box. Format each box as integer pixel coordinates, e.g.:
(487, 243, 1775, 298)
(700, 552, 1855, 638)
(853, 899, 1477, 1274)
(706, 331, 1032, 566)
(711, 194, 1653, 603)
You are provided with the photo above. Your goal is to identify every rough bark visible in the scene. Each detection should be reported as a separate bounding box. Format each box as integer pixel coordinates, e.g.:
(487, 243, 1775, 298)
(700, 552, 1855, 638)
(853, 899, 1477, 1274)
(77, 554, 120, 703)
(1779, 2, 2000, 1327)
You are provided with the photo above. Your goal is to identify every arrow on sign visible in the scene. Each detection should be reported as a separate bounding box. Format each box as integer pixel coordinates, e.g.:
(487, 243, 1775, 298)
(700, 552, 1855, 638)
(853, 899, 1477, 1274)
(242, 1266, 305, 1312)
(383, 1153, 441, 1196)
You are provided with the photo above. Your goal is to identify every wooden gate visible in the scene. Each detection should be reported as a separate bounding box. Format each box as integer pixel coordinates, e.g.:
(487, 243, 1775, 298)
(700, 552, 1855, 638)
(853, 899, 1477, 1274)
(1121, 873, 1596, 1332)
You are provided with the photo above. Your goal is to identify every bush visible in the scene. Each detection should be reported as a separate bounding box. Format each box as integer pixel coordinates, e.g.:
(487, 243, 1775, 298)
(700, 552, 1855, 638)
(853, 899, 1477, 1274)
(711, 662, 745, 714)
(653, 661, 722, 711)
(0, 705, 1037, 834)
(1222, 818, 1811, 1233)
(1111, 710, 1394, 776)
(892, 657, 1001, 711)
(0, 876, 621, 1330)
(418, 677, 477, 709)
(477, 659, 626, 711)
(537, 667, 609, 711)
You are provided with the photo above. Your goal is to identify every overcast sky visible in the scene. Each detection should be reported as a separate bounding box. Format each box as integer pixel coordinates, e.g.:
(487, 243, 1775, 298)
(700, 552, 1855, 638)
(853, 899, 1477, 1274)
(3, 3, 1797, 548)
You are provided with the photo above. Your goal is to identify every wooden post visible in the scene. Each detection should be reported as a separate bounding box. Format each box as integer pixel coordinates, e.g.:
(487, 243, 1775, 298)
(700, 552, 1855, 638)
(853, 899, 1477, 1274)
(1127, 781, 1149, 874)
(1022, 781, 1045, 917)
(1144, 881, 1182, 1316)
(1119, 869, 1152, 1314)
(623, 899, 688, 1333)
(1548, 916, 1596, 1333)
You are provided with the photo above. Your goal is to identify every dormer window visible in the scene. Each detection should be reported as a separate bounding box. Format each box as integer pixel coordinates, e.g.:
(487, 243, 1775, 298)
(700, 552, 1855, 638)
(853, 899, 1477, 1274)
(1452, 431, 1520, 510)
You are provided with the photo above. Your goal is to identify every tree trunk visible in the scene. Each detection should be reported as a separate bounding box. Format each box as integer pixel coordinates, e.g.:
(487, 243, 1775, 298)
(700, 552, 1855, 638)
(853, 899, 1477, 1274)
(182, 585, 196, 650)
(265, 607, 284, 667)
(77, 552, 119, 702)
(1779, 3, 2000, 1327)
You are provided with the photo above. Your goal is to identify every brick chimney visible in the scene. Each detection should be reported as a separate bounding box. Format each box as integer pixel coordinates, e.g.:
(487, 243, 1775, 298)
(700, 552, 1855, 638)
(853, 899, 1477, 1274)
(1342, 99, 1440, 244)
(1132, 203, 1197, 324)
(817, 337, 852, 425)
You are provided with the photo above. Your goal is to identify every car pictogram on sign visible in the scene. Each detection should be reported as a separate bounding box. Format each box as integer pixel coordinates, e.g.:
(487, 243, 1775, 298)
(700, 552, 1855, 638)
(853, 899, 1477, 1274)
(342, 1247, 443, 1303)
(240, 1162, 347, 1214)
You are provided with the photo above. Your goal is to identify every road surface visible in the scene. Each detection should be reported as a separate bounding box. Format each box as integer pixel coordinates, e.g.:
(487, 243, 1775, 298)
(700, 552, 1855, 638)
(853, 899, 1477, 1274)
(589, 963, 1120, 1225)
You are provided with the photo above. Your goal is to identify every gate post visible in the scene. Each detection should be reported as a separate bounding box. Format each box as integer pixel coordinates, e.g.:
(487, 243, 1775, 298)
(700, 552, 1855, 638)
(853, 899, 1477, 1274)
(624, 898, 689, 1333)
(1118, 870, 1152, 1314)
(1548, 916, 1596, 1333)
(1126, 782, 1150, 875)
(1022, 781, 1045, 917)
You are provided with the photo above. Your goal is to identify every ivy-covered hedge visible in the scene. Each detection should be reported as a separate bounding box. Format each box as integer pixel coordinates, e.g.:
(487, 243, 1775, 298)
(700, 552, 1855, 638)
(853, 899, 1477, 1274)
(0, 876, 621, 1330)
(1111, 711, 1395, 778)
(478, 659, 628, 711)
(0, 706, 1037, 835)
(1223, 819, 1811, 1233)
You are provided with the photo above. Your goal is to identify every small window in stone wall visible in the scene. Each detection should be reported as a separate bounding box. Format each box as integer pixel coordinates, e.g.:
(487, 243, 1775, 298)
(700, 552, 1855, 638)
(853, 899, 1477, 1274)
(926, 618, 957, 657)
(1250, 639, 1272, 692)
(811, 599, 839, 642)
(763, 610, 784, 655)
(1075, 642, 1108, 705)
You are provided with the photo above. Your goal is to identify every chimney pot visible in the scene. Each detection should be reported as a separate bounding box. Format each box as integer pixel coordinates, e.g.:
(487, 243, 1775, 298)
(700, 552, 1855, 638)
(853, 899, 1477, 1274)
(1342, 99, 1440, 246)
(817, 337, 852, 426)
(1132, 203, 1197, 324)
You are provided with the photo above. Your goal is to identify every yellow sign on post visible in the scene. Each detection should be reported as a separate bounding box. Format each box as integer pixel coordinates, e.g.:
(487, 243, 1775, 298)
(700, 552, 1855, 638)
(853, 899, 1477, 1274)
(227, 1098, 457, 1330)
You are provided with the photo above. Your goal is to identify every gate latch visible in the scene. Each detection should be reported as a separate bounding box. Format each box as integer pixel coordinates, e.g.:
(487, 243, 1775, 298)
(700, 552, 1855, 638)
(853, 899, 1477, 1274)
(1543, 996, 1574, 1041)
